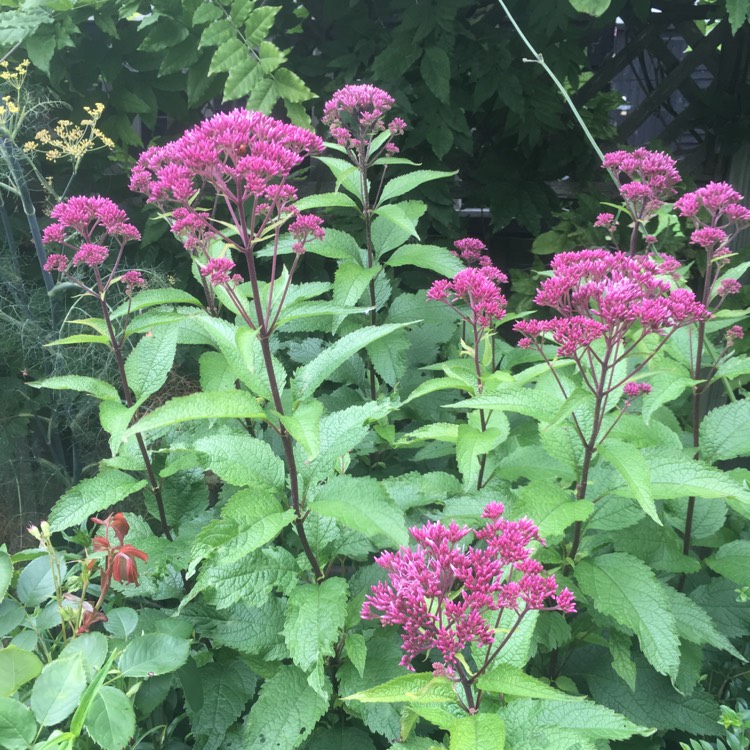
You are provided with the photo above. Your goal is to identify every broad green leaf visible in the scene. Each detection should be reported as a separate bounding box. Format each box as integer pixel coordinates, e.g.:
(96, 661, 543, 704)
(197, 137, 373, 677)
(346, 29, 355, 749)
(306, 725, 377, 750)
(117, 634, 190, 678)
(471, 609, 538, 670)
(103, 608, 139, 639)
(244, 6, 281, 46)
(501, 698, 650, 744)
(122, 391, 265, 441)
(332, 261, 380, 332)
(366, 329, 410, 387)
(385, 244, 464, 277)
(303, 228, 362, 262)
(27, 375, 120, 402)
(576, 553, 680, 679)
(0, 646, 43, 697)
(189, 661, 257, 750)
(49, 471, 147, 532)
(401, 377, 468, 406)
(345, 673, 457, 704)
(316, 156, 362, 200)
(569, 0, 612, 15)
(0, 550, 11, 603)
(371, 202, 427, 257)
(292, 323, 411, 399)
(449, 713, 505, 750)
(420, 47, 451, 103)
(456, 424, 506, 488)
(311, 475, 408, 547)
(30, 656, 85, 726)
(344, 634, 367, 678)
(700, 400, 750, 462)
(512, 481, 592, 540)
(707, 540, 750, 586)
(83, 686, 135, 750)
(110, 288, 202, 319)
(597, 440, 659, 524)
(477, 664, 580, 701)
(279, 399, 323, 459)
(283, 578, 348, 694)
(373, 203, 422, 241)
(45, 334, 109, 347)
(59, 633, 108, 682)
(194, 433, 285, 489)
(379, 170, 456, 204)
(208, 37, 245, 75)
(16, 555, 58, 606)
(0, 697, 36, 750)
(714, 356, 750, 381)
(124, 327, 177, 400)
(726, 0, 750, 33)
(243, 665, 329, 749)
(447, 388, 561, 421)
(295, 192, 359, 211)
(99, 401, 137, 457)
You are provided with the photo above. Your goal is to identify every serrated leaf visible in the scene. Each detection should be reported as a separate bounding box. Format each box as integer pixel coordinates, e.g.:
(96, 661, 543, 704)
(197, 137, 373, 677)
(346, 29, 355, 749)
(225, 56, 264, 101)
(193, 433, 285, 489)
(344, 634, 367, 678)
(244, 5, 279, 46)
(597, 440, 659, 524)
(0, 647, 43, 697)
(316, 156, 363, 200)
(193, 3, 222, 24)
(569, 0, 612, 15)
(243, 665, 328, 749)
(122, 391, 265, 441)
(345, 673, 457, 704)
(283, 578, 348, 690)
(379, 170, 456, 204)
(449, 713, 505, 749)
(385, 243, 464, 277)
(49, 470, 147, 532)
(124, 327, 177, 400)
(371, 202, 428, 257)
(84, 686, 135, 750)
(512, 481, 592, 540)
(0, 551, 10, 603)
(295, 193, 358, 211)
(27, 375, 120, 402)
(0, 697, 36, 750)
(293, 323, 411, 398)
(576, 553, 680, 679)
(366, 328, 410, 386)
(110, 288, 202, 319)
(209, 37, 246, 75)
(374, 203, 422, 240)
(117, 634, 190, 678)
(447, 387, 560, 421)
(311, 475, 407, 547)
(45, 333, 109, 347)
(700, 399, 750, 462)
(456, 424, 506, 488)
(707, 540, 750, 586)
(420, 47, 451, 103)
(30, 656, 85, 726)
(477, 664, 580, 701)
(726, 0, 750, 34)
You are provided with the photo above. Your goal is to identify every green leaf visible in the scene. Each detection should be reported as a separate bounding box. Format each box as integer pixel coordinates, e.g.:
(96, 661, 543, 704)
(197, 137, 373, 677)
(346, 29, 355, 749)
(311, 475, 408, 547)
(501, 698, 650, 744)
(45, 334, 109, 347)
(189, 660, 257, 750)
(379, 170, 456, 204)
(447, 387, 560, 421)
(420, 47, 451, 103)
(0, 551, 11, 603)
(449, 713, 505, 750)
(244, 5, 280, 46)
(123, 391, 265, 441)
(316, 156, 363, 200)
(597, 440, 659, 524)
(283, 578, 348, 694)
(209, 37, 246, 75)
(331, 261, 380, 332)
(83, 686, 135, 750)
(726, 0, 750, 34)
(194, 434, 285, 489)
(103, 608, 139, 639)
(31, 656, 86, 726)
(15, 555, 57, 606)
(345, 673, 457, 704)
(292, 323, 411, 399)
(295, 193, 359, 211)
(124, 327, 178, 400)
(477, 664, 580, 701)
(0, 697, 36, 750)
(243, 665, 329, 749)
(456, 424, 506, 488)
(576, 553, 680, 679)
(512, 481, 592, 540)
(49, 470, 147, 532)
(27, 375, 120, 402)
(707, 540, 750, 586)
(700, 400, 750, 462)
(385, 244, 465, 277)
(0, 646, 43, 697)
(110, 288, 202, 319)
(366, 329, 410, 387)
(373, 204, 422, 241)
(117, 634, 190, 678)
(568, 0, 612, 15)
(344, 634, 367, 678)
(371, 202, 428, 257)
(59, 633, 108, 682)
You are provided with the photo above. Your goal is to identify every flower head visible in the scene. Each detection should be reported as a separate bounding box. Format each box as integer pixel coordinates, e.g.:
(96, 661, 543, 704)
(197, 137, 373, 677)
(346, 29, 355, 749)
(727, 325, 744, 342)
(676, 182, 750, 241)
(623, 381, 652, 399)
(200, 257, 237, 286)
(361, 504, 574, 668)
(593, 212, 617, 230)
(72, 242, 109, 268)
(44, 195, 141, 247)
(43, 253, 69, 273)
(120, 270, 146, 293)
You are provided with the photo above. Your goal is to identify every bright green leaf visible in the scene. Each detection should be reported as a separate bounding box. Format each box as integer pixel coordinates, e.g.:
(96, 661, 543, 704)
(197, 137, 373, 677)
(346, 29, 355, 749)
(117, 634, 190, 678)
(84, 686, 135, 750)
(30, 656, 85, 726)
(0, 647, 43, 697)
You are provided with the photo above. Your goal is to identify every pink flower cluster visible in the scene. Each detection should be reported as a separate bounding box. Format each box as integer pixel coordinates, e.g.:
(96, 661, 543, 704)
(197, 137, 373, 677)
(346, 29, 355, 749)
(129, 108, 324, 258)
(289, 213, 325, 254)
(322, 84, 405, 156)
(200, 257, 240, 286)
(623, 381, 652, 399)
(603, 148, 681, 217)
(362, 502, 575, 668)
(428, 239, 507, 329)
(514, 250, 709, 356)
(42, 195, 141, 247)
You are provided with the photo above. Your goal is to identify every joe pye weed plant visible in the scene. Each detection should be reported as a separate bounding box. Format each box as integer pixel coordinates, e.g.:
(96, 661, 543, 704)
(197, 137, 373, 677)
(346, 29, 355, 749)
(1, 80, 749, 750)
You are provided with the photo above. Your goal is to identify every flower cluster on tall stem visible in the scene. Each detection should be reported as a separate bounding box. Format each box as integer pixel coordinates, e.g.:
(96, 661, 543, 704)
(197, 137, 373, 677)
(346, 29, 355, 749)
(362, 502, 574, 711)
(322, 84, 406, 399)
(428, 239, 508, 488)
(41, 196, 174, 542)
(514, 248, 709, 560)
(130, 109, 326, 580)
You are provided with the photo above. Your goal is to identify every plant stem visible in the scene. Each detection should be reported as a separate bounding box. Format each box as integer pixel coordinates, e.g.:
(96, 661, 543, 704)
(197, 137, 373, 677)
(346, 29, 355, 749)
(98, 288, 172, 541)
(454, 661, 476, 712)
(359, 152, 378, 401)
